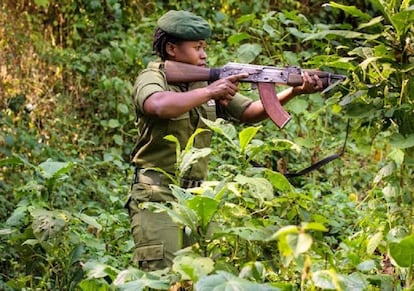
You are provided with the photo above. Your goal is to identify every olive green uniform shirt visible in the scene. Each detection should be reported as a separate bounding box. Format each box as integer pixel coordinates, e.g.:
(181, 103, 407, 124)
(131, 61, 252, 180)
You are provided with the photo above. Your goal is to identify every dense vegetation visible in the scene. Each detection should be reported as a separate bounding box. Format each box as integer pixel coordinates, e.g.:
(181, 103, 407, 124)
(1, 0, 413, 290)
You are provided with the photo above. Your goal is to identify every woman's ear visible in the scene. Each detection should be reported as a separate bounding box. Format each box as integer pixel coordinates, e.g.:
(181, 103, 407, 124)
(165, 42, 176, 58)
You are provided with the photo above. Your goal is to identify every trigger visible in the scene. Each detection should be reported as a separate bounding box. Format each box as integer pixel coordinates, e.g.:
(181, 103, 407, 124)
(251, 83, 257, 90)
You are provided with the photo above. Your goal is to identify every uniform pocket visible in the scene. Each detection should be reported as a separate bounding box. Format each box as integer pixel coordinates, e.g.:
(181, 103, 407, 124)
(129, 182, 154, 202)
(202, 101, 217, 121)
(133, 242, 164, 262)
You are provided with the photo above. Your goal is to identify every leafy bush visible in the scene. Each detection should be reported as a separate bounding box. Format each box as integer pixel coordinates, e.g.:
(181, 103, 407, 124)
(1, 0, 414, 290)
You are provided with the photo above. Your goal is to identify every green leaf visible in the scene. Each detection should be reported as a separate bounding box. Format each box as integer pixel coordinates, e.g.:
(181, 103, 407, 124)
(234, 175, 274, 204)
(287, 99, 308, 115)
(343, 103, 375, 118)
(390, 133, 414, 149)
(301, 222, 328, 232)
(357, 260, 376, 272)
(237, 43, 262, 63)
(238, 126, 261, 154)
(357, 16, 384, 30)
(142, 202, 198, 233)
(228, 32, 250, 45)
(113, 134, 123, 145)
(265, 169, 294, 192)
(34, 0, 49, 8)
(293, 233, 313, 257)
(38, 160, 72, 179)
(173, 254, 214, 281)
(195, 270, 280, 291)
(113, 267, 170, 290)
(223, 226, 276, 241)
(268, 225, 299, 241)
(312, 270, 337, 290)
(389, 234, 414, 267)
(323, 2, 372, 20)
(0, 228, 15, 235)
(0, 156, 25, 167)
(164, 135, 181, 164)
(77, 213, 103, 231)
(69, 244, 85, 266)
(374, 163, 394, 184)
(117, 103, 129, 114)
(107, 119, 120, 128)
(304, 30, 366, 41)
(186, 196, 219, 231)
(82, 261, 119, 280)
(390, 7, 414, 38)
(201, 117, 238, 147)
(179, 147, 212, 177)
(184, 128, 209, 153)
(30, 208, 69, 241)
(236, 14, 256, 25)
(366, 232, 383, 255)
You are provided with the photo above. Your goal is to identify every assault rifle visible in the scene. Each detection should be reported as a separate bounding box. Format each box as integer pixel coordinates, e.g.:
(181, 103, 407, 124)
(164, 61, 346, 128)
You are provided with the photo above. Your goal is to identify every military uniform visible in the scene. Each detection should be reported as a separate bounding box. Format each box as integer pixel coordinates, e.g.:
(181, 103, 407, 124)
(126, 10, 253, 271)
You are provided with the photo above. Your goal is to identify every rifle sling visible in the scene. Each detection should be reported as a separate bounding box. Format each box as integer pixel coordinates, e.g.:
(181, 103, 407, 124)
(285, 119, 350, 178)
(251, 119, 350, 178)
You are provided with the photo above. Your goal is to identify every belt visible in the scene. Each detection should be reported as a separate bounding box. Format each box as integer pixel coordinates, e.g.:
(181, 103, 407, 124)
(180, 178, 203, 188)
(134, 168, 203, 189)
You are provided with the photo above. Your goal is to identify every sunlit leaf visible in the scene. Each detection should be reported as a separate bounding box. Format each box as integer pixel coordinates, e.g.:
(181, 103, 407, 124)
(228, 32, 250, 45)
(186, 196, 219, 230)
(264, 169, 294, 192)
(38, 160, 72, 179)
(77, 213, 103, 231)
(30, 208, 68, 241)
(234, 175, 274, 203)
(323, 2, 372, 20)
(389, 234, 414, 267)
(238, 126, 261, 154)
(195, 270, 280, 291)
(390, 133, 414, 149)
(222, 226, 276, 241)
(237, 43, 262, 63)
(173, 255, 214, 281)
(367, 232, 383, 255)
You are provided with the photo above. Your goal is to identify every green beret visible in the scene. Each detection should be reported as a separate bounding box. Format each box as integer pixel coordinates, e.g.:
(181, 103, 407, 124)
(157, 10, 211, 40)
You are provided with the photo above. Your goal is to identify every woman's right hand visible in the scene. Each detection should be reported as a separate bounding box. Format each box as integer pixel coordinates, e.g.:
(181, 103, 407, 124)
(206, 73, 248, 106)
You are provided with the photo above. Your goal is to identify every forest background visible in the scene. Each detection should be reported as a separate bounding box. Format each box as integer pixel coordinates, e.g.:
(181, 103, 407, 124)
(1, 0, 414, 290)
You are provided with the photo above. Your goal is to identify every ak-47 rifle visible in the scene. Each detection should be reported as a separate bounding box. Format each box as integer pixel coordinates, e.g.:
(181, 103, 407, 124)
(164, 61, 346, 128)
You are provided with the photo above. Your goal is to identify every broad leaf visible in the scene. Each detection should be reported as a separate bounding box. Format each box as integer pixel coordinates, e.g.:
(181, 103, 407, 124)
(38, 160, 72, 179)
(195, 271, 280, 291)
(323, 2, 372, 20)
(179, 148, 212, 177)
(265, 169, 294, 192)
(222, 226, 276, 241)
(389, 234, 414, 267)
(238, 126, 261, 154)
(173, 254, 214, 281)
(237, 43, 262, 63)
(201, 117, 238, 147)
(186, 196, 219, 231)
(30, 208, 69, 241)
(234, 175, 274, 204)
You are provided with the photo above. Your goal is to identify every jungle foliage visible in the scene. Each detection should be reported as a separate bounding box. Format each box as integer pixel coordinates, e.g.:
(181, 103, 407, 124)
(1, 0, 414, 290)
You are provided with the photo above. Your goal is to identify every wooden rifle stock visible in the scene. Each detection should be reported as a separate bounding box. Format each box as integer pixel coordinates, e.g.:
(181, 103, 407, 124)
(164, 61, 219, 83)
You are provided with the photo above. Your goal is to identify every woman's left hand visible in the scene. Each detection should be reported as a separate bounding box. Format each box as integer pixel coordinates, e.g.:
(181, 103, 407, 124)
(292, 71, 324, 95)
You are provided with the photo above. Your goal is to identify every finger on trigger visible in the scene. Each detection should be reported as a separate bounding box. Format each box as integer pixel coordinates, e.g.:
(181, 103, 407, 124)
(228, 72, 248, 82)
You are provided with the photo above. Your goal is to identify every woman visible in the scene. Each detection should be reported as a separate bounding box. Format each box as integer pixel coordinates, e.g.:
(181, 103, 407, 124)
(126, 10, 323, 272)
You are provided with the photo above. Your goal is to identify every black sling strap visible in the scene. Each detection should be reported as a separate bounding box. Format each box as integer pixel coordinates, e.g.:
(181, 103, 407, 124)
(249, 119, 350, 178)
(284, 119, 350, 178)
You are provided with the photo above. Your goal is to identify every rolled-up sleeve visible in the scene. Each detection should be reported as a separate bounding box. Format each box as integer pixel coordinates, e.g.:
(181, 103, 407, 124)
(225, 93, 253, 121)
(133, 68, 167, 114)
